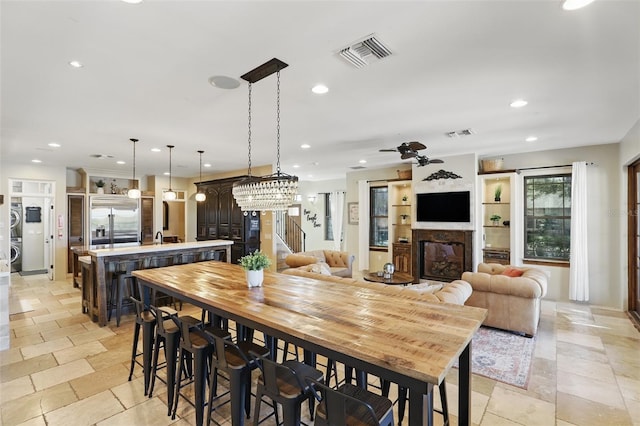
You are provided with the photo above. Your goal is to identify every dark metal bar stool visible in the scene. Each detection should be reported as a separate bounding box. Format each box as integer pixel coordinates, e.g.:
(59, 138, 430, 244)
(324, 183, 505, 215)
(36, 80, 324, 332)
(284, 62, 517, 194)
(108, 259, 140, 327)
(307, 378, 394, 426)
(147, 305, 202, 415)
(204, 330, 270, 426)
(380, 379, 449, 426)
(252, 355, 324, 426)
(128, 296, 157, 395)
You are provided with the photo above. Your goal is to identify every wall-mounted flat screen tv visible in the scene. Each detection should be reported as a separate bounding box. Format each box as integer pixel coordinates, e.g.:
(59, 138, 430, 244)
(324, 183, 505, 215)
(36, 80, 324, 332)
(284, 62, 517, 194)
(416, 191, 471, 222)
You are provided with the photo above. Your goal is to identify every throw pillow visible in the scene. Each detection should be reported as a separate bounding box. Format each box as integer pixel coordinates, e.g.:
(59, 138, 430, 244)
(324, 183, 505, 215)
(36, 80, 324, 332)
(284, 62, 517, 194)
(502, 267, 524, 277)
(317, 262, 332, 276)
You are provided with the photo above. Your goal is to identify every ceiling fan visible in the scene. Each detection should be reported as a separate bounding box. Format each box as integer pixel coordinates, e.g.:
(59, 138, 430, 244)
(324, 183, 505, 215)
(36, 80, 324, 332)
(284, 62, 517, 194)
(379, 141, 444, 166)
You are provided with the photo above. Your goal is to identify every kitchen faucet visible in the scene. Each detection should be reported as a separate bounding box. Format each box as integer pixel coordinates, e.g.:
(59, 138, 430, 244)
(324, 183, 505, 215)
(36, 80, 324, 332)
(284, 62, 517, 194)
(155, 231, 163, 244)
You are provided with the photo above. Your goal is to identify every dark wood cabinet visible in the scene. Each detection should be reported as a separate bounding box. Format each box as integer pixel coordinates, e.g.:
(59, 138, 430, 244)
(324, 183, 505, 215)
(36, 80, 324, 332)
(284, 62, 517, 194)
(196, 176, 260, 263)
(392, 243, 412, 276)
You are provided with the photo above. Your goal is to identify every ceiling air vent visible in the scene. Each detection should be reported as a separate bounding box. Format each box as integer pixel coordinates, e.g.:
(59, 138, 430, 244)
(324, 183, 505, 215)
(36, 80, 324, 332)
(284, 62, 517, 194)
(350, 166, 367, 170)
(338, 34, 392, 68)
(445, 129, 475, 138)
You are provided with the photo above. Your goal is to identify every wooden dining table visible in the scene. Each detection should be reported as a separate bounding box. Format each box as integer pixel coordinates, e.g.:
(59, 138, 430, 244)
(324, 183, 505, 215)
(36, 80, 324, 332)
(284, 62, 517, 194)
(133, 261, 487, 426)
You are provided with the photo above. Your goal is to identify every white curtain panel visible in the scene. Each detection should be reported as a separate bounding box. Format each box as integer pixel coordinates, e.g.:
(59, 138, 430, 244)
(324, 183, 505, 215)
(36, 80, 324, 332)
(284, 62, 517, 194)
(330, 191, 345, 251)
(569, 161, 589, 301)
(358, 180, 370, 271)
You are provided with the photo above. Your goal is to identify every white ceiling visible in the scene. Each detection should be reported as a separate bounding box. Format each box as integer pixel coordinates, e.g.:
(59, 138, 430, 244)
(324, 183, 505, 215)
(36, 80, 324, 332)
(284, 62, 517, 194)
(1, 1, 638, 182)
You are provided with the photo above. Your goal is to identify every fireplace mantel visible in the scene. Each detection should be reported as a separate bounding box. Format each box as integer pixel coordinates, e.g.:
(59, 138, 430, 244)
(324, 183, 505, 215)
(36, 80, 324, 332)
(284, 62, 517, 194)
(411, 229, 473, 282)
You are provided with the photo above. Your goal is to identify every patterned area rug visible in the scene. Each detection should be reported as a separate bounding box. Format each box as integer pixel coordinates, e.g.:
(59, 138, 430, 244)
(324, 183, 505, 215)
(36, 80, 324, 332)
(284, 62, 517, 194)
(457, 326, 537, 389)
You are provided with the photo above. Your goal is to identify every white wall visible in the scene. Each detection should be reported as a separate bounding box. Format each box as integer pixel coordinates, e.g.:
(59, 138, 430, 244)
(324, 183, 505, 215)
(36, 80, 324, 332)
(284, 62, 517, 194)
(500, 143, 623, 308)
(297, 179, 347, 251)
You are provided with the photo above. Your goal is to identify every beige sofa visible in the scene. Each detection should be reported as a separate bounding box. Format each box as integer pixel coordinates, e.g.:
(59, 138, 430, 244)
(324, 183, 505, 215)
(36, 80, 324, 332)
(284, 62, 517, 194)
(284, 250, 355, 278)
(282, 267, 472, 305)
(461, 263, 548, 337)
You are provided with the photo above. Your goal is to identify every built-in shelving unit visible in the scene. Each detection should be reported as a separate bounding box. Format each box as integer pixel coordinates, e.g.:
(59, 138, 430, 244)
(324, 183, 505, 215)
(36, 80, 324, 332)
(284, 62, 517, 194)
(479, 173, 516, 265)
(388, 180, 413, 275)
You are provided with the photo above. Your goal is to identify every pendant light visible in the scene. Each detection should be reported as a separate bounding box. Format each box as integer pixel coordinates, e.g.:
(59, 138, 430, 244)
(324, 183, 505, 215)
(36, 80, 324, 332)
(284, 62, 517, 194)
(195, 150, 206, 202)
(127, 138, 141, 199)
(163, 144, 177, 201)
(232, 58, 298, 213)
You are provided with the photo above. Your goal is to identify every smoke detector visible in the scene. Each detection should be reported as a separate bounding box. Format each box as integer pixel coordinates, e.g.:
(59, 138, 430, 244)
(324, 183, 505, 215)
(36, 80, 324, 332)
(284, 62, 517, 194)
(338, 34, 392, 68)
(445, 129, 475, 138)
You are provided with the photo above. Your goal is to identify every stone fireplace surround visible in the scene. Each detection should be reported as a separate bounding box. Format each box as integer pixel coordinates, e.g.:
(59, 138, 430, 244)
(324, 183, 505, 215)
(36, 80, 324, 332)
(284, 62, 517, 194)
(411, 229, 473, 283)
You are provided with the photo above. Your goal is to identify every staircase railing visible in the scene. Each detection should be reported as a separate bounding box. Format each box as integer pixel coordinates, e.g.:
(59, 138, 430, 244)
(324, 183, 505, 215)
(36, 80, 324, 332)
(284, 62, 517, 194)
(274, 210, 305, 253)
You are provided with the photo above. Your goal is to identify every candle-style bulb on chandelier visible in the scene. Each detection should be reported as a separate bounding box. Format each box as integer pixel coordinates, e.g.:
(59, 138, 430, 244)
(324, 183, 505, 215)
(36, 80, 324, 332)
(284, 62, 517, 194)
(163, 144, 177, 201)
(195, 150, 206, 202)
(127, 138, 141, 199)
(232, 58, 298, 213)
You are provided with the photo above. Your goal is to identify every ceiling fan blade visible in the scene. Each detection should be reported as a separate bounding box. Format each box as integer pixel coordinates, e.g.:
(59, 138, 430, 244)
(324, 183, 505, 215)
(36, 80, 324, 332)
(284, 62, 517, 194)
(401, 152, 417, 160)
(406, 141, 426, 151)
(429, 159, 444, 163)
(379, 148, 398, 152)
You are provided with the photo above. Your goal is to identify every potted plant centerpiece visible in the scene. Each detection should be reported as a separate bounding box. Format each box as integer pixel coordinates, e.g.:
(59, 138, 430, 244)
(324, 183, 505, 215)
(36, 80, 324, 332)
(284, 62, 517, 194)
(96, 179, 105, 194)
(239, 250, 272, 287)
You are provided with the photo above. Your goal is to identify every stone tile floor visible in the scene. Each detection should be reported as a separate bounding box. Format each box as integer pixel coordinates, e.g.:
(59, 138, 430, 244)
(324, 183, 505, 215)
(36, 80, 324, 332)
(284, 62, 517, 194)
(1, 272, 639, 425)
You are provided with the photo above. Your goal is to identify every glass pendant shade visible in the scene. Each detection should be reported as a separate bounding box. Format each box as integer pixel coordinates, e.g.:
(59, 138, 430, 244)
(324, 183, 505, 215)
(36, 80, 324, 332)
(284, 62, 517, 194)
(127, 138, 141, 199)
(232, 58, 298, 212)
(163, 144, 176, 201)
(195, 150, 206, 202)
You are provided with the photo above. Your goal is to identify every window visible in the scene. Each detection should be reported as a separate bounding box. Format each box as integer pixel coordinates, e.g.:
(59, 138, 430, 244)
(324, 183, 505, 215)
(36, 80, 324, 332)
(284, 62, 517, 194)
(370, 186, 388, 247)
(324, 193, 333, 240)
(524, 174, 571, 261)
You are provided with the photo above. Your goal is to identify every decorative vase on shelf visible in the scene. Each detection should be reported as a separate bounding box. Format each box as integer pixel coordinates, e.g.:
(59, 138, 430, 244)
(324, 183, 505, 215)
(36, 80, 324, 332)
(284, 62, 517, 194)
(97, 187, 104, 194)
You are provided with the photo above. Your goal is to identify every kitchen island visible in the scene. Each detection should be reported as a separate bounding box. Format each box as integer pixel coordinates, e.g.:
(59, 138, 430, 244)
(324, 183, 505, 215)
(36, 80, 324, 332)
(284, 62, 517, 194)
(82, 240, 233, 326)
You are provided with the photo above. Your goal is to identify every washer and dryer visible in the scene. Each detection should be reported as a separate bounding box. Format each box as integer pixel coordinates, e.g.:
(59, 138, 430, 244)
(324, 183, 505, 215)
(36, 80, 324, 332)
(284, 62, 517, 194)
(10, 202, 22, 272)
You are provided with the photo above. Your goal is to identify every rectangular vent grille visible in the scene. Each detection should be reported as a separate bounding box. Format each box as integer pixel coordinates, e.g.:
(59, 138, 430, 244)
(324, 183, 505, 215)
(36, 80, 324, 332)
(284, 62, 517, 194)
(350, 166, 367, 170)
(446, 128, 475, 138)
(338, 34, 392, 68)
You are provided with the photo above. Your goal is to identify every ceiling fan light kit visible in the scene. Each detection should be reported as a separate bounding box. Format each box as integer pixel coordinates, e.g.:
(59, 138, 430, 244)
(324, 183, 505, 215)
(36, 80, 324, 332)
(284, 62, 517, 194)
(380, 141, 443, 167)
(232, 58, 299, 213)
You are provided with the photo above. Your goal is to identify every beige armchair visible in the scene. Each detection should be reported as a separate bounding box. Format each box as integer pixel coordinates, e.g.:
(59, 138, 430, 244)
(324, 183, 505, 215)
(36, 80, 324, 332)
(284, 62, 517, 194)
(284, 250, 355, 278)
(461, 263, 548, 337)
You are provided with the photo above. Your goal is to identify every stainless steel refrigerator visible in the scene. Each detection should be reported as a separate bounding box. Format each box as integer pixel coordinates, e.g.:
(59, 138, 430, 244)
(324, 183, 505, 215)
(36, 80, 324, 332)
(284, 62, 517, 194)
(89, 196, 140, 245)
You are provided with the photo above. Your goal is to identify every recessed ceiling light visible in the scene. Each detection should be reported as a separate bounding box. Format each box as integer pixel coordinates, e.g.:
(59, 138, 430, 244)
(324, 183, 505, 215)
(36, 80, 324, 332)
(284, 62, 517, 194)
(311, 84, 329, 94)
(163, 172, 170, 176)
(525, 136, 538, 142)
(293, 164, 300, 168)
(32, 159, 42, 163)
(562, 0, 595, 10)
(69, 60, 83, 68)
(208, 75, 241, 90)
(510, 99, 528, 108)
(121, 0, 143, 4)
(151, 148, 161, 152)
(48, 142, 61, 148)
(117, 160, 126, 165)
(359, 159, 367, 164)
(204, 163, 212, 168)
(300, 144, 311, 149)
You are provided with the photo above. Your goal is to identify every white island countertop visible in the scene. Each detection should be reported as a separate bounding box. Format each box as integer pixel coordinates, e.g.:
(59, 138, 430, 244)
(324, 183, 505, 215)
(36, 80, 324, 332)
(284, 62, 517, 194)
(88, 240, 233, 257)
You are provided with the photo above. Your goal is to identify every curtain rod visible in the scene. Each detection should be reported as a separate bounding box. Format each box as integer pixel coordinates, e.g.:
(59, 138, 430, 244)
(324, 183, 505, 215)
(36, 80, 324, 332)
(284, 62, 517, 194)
(515, 162, 594, 173)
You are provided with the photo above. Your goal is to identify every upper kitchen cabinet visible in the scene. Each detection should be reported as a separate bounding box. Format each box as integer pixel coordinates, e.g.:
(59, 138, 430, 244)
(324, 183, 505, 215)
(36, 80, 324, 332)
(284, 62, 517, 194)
(196, 176, 260, 263)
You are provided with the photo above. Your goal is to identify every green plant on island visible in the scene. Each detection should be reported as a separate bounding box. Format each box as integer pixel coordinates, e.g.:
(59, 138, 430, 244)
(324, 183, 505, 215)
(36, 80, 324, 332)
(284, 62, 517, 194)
(239, 250, 272, 271)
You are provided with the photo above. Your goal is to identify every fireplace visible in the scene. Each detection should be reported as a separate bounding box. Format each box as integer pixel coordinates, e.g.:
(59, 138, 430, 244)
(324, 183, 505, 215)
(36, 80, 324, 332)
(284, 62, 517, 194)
(411, 229, 473, 282)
